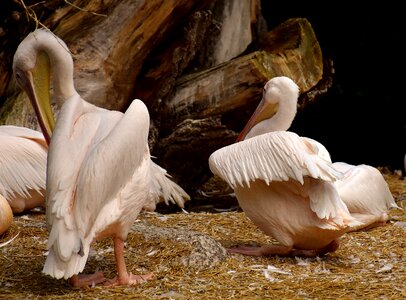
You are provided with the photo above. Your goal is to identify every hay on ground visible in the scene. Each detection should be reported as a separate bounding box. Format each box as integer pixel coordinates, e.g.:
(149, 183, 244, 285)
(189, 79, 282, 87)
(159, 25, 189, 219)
(0, 171, 405, 299)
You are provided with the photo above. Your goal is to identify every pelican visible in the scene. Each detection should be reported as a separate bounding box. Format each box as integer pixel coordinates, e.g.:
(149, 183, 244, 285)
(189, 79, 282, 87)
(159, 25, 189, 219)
(0, 194, 13, 235)
(0, 125, 47, 213)
(331, 162, 399, 230)
(13, 28, 190, 287)
(293, 137, 399, 230)
(209, 76, 366, 257)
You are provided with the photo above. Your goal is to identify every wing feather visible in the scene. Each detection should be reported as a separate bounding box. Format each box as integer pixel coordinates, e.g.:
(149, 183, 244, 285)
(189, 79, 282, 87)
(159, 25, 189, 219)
(333, 163, 400, 213)
(46, 95, 98, 230)
(74, 99, 150, 236)
(209, 131, 342, 189)
(0, 129, 47, 199)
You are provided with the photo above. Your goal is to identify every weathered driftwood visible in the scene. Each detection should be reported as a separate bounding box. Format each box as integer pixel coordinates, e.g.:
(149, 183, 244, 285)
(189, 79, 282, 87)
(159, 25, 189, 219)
(134, 0, 261, 109)
(54, 0, 215, 110)
(163, 17, 323, 128)
(133, 10, 214, 108)
(154, 117, 237, 191)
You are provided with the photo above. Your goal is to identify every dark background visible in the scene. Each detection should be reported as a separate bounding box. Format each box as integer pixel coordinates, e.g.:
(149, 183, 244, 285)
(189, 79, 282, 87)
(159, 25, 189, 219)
(261, 2, 405, 172)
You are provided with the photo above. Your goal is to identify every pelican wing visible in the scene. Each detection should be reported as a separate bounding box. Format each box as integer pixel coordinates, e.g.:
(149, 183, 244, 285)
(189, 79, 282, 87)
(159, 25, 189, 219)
(209, 131, 342, 189)
(44, 96, 103, 270)
(0, 128, 47, 199)
(0, 125, 48, 148)
(45, 99, 150, 275)
(45, 95, 95, 229)
(333, 162, 399, 214)
(74, 99, 151, 235)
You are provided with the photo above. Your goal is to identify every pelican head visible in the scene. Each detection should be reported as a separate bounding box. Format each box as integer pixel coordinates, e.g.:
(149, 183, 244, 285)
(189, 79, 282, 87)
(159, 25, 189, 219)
(13, 29, 75, 144)
(236, 76, 299, 142)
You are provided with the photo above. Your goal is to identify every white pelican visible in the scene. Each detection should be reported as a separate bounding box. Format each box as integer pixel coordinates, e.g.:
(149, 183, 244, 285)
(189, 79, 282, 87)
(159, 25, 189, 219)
(0, 125, 47, 213)
(13, 28, 190, 287)
(293, 138, 399, 231)
(331, 162, 399, 230)
(0, 194, 13, 235)
(209, 76, 365, 257)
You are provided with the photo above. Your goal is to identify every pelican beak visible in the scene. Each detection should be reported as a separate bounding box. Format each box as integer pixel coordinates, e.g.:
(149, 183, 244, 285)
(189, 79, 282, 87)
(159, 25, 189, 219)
(20, 51, 54, 145)
(236, 97, 279, 142)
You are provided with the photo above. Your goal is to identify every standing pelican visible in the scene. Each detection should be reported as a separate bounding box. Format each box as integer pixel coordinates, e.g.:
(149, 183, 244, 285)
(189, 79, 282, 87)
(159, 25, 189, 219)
(209, 76, 365, 257)
(13, 28, 189, 287)
(0, 125, 47, 213)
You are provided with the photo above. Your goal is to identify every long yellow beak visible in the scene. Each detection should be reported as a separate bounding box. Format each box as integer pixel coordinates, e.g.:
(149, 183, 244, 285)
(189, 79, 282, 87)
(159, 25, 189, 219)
(236, 98, 279, 142)
(22, 51, 55, 145)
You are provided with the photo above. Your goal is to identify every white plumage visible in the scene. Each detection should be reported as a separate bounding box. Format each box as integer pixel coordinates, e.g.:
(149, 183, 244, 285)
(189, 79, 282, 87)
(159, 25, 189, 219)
(209, 76, 395, 257)
(0, 125, 47, 213)
(13, 28, 189, 287)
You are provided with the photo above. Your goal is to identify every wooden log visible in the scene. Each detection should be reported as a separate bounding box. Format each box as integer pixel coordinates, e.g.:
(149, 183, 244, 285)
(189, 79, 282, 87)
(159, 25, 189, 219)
(201, 0, 254, 67)
(54, 0, 216, 110)
(154, 117, 236, 189)
(134, 0, 262, 111)
(162, 18, 323, 131)
(133, 10, 214, 108)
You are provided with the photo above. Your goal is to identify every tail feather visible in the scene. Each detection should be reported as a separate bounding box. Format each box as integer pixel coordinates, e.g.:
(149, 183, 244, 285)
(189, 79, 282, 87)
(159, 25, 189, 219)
(44, 218, 89, 279)
(43, 244, 89, 279)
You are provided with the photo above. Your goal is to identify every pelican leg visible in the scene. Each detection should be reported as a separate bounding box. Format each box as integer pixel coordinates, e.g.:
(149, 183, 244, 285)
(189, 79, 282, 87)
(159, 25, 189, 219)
(69, 271, 105, 288)
(227, 244, 293, 256)
(104, 237, 154, 286)
(228, 239, 340, 258)
(354, 221, 388, 232)
(314, 239, 340, 256)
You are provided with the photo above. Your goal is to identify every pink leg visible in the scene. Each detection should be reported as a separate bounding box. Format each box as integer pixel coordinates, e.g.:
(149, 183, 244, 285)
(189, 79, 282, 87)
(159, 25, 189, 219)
(227, 245, 294, 256)
(314, 239, 340, 256)
(356, 221, 387, 232)
(104, 237, 154, 287)
(69, 271, 105, 288)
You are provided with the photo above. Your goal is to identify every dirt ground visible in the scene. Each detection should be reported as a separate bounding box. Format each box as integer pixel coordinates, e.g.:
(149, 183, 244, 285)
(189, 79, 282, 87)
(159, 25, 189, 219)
(0, 170, 405, 299)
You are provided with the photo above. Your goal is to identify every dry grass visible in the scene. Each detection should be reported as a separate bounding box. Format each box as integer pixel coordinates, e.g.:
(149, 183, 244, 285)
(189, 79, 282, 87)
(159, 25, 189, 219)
(0, 171, 405, 299)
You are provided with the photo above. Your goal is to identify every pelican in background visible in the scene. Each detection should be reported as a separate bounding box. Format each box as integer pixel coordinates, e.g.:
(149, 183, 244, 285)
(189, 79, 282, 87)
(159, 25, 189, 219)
(13, 28, 190, 287)
(291, 137, 399, 231)
(0, 125, 47, 213)
(331, 162, 399, 230)
(209, 76, 395, 257)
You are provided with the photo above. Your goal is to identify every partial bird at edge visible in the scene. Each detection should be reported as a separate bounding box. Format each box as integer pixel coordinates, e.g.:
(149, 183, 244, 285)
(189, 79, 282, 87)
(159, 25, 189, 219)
(0, 125, 47, 214)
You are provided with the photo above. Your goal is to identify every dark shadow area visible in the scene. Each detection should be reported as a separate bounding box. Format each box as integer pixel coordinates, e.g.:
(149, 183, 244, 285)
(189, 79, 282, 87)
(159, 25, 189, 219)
(261, 2, 405, 171)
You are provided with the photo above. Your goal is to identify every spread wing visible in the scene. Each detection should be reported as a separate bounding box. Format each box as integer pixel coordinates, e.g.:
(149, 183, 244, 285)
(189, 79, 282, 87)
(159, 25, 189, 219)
(47, 98, 149, 231)
(209, 131, 342, 189)
(209, 131, 349, 221)
(0, 126, 47, 199)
